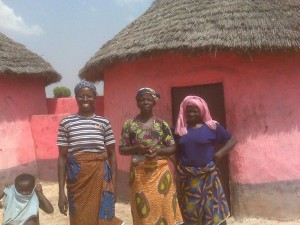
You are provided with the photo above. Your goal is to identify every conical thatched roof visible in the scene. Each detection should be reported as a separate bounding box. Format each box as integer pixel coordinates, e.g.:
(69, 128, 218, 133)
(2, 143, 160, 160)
(0, 32, 61, 85)
(80, 0, 300, 81)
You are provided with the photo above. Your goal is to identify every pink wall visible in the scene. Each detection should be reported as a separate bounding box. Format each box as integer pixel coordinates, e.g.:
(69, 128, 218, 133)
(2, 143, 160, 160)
(47, 98, 78, 114)
(104, 52, 300, 183)
(47, 96, 104, 115)
(0, 77, 48, 181)
(227, 67, 300, 184)
(31, 114, 70, 180)
(102, 52, 300, 218)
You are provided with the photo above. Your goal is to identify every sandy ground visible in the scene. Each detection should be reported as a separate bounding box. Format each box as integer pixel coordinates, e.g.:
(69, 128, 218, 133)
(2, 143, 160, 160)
(1, 181, 300, 225)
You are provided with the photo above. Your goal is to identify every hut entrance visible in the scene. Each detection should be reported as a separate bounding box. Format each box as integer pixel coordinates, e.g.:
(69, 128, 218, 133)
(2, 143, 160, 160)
(171, 83, 231, 208)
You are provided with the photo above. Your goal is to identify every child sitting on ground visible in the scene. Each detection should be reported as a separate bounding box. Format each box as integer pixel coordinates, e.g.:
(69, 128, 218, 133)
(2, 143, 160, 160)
(0, 173, 54, 225)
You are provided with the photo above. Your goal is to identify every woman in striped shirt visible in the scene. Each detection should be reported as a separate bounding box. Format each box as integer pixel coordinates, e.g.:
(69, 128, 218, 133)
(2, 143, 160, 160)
(57, 81, 123, 225)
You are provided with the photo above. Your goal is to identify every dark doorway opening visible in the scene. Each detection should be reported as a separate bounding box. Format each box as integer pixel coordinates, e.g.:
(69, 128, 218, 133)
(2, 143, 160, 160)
(171, 83, 230, 208)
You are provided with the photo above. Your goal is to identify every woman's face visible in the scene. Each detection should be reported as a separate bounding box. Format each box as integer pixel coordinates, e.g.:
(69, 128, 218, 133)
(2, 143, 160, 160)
(76, 88, 96, 115)
(137, 93, 155, 113)
(186, 104, 201, 125)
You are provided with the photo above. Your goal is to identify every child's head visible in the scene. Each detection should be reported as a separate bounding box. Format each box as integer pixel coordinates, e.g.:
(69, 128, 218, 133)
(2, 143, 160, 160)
(15, 173, 35, 195)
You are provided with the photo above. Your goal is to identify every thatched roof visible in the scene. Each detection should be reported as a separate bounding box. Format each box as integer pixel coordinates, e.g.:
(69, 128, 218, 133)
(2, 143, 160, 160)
(0, 32, 61, 85)
(80, 0, 300, 81)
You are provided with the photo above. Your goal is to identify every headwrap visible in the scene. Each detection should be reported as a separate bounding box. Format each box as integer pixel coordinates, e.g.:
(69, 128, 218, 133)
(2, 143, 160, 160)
(175, 96, 217, 136)
(136, 87, 160, 102)
(74, 80, 97, 96)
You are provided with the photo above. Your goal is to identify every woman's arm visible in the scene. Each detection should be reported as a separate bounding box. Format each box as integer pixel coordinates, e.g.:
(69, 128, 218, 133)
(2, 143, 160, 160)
(119, 145, 139, 155)
(119, 119, 151, 156)
(145, 120, 177, 159)
(35, 183, 54, 214)
(58, 146, 68, 216)
(107, 144, 118, 196)
(119, 145, 151, 156)
(158, 145, 176, 156)
(145, 145, 176, 159)
(213, 136, 237, 164)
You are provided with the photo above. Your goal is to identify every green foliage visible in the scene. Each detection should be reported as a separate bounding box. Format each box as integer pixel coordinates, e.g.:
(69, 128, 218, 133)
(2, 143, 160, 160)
(53, 86, 71, 98)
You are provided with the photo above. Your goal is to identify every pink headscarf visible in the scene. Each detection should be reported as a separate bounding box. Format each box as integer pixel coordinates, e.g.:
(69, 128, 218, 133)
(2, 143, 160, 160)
(175, 96, 217, 136)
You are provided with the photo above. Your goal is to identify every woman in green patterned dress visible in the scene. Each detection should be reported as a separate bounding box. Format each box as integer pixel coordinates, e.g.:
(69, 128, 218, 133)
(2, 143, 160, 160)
(119, 87, 183, 225)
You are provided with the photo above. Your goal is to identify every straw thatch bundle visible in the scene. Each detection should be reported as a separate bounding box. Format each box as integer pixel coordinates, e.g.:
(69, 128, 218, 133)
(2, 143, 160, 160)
(0, 33, 61, 85)
(79, 0, 300, 81)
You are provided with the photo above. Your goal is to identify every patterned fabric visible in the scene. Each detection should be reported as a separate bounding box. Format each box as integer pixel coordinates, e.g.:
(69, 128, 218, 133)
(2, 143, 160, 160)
(176, 161, 230, 225)
(120, 117, 183, 225)
(74, 80, 97, 96)
(130, 160, 183, 225)
(120, 117, 175, 163)
(66, 152, 123, 225)
(136, 87, 160, 102)
(57, 114, 115, 154)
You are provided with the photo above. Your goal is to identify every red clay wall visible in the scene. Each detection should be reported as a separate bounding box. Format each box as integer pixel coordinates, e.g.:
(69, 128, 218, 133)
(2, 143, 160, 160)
(103, 52, 300, 219)
(0, 77, 47, 184)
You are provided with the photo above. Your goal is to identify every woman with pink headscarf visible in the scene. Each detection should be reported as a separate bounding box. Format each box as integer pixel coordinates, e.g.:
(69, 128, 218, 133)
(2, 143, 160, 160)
(174, 96, 237, 225)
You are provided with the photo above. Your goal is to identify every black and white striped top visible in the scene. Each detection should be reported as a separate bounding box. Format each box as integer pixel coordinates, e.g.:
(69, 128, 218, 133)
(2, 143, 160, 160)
(57, 114, 115, 154)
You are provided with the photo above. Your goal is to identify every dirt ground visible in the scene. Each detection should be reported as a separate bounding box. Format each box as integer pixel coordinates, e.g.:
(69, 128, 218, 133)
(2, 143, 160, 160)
(1, 181, 299, 225)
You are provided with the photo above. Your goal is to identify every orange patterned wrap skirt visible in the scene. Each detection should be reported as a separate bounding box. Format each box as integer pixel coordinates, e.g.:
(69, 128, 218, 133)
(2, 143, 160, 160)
(66, 152, 123, 225)
(130, 158, 183, 225)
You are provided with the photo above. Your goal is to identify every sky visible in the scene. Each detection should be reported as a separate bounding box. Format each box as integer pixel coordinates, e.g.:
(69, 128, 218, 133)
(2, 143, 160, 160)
(0, 0, 153, 97)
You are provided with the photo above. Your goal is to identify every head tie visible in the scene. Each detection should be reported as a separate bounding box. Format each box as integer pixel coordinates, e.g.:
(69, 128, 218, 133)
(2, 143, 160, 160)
(136, 87, 160, 102)
(74, 80, 97, 96)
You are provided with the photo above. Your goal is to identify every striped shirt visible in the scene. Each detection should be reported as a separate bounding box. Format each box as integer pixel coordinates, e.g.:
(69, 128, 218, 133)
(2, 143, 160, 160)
(57, 114, 115, 154)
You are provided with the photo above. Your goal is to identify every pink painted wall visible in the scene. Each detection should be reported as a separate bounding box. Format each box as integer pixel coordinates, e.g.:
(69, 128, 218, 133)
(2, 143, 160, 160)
(102, 52, 300, 218)
(0, 77, 48, 182)
(47, 96, 104, 115)
(104, 52, 300, 183)
(31, 114, 69, 180)
(47, 98, 78, 114)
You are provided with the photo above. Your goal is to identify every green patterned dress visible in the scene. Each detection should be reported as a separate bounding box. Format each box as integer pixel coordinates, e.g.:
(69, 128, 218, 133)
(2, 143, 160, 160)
(120, 117, 183, 225)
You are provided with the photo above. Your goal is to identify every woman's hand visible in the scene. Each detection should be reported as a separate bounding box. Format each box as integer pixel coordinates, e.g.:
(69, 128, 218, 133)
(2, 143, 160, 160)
(144, 145, 158, 159)
(137, 144, 151, 155)
(58, 192, 68, 216)
(213, 136, 237, 165)
(58, 146, 68, 215)
(213, 151, 222, 165)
